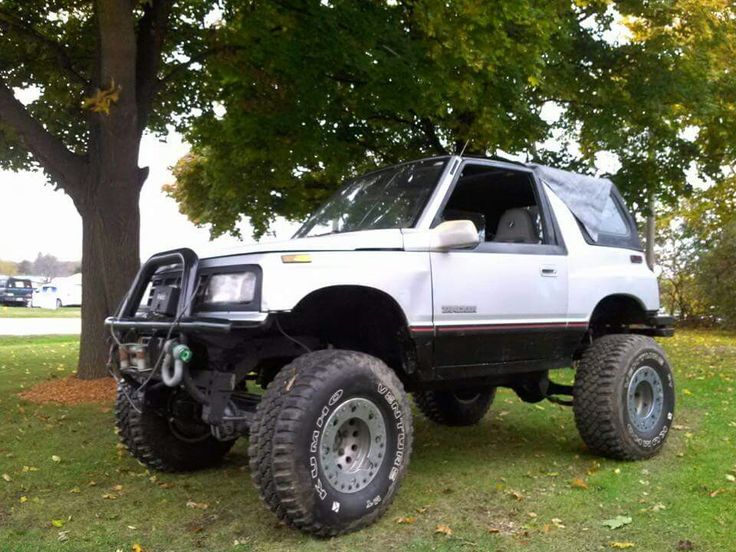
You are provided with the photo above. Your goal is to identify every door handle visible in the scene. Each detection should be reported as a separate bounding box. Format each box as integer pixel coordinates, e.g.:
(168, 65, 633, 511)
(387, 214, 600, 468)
(540, 267, 558, 277)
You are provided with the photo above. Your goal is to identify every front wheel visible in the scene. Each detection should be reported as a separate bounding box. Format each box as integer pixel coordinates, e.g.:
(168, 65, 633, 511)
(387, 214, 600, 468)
(573, 334, 675, 460)
(115, 382, 235, 472)
(248, 350, 413, 536)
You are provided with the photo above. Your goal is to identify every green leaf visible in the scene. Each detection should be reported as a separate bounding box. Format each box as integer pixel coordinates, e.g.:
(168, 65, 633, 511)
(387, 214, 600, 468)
(602, 516, 633, 530)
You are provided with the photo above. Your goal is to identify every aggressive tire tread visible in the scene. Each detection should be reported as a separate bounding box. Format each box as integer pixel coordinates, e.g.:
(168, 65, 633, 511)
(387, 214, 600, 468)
(413, 387, 495, 426)
(249, 350, 413, 537)
(114, 381, 234, 472)
(248, 352, 340, 522)
(573, 334, 672, 460)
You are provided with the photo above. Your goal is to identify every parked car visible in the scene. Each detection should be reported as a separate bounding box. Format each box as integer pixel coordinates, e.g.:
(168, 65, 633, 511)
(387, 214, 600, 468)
(0, 276, 33, 306)
(32, 276, 82, 309)
(107, 155, 675, 536)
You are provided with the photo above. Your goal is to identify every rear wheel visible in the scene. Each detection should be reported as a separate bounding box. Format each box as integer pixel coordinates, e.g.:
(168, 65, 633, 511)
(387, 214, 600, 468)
(115, 381, 235, 472)
(413, 387, 496, 426)
(573, 334, 675, 460)
(248, 350, 413, 536)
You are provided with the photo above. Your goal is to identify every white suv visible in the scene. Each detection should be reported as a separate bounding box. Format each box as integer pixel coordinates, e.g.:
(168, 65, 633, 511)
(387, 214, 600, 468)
(108, 155, 675, 536)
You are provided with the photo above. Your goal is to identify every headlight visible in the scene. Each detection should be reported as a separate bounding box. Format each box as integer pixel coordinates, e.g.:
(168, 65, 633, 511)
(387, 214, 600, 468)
(203, 272, 257, 304)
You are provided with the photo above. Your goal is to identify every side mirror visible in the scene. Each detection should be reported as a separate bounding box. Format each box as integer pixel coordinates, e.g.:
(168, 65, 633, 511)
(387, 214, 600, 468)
(430, 220, 480, 251)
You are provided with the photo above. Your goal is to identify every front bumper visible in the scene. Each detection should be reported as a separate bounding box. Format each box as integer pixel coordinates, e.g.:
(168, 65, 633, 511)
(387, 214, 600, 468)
(2, 295, 31, 305)
(105, 312, 270, 334)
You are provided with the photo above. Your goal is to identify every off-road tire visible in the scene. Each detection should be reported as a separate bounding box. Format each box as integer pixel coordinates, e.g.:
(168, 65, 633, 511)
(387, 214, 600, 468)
(247, 352, 329, 523)
(115, 381, 235, 472)
(413, 387, 496, 426)
(573, 334, 675, 460)
(248, 349, 413, 537)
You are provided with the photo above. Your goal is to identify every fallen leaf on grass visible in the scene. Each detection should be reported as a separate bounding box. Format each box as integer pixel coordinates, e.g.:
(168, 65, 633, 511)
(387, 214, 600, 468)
(186, 500, 209, 510)
(58, 530, 70, 542)
(396, 516, 416, 524)
(2, 473, 11, 482)
(507, 490, 524, 500)
(602, 515, 632, 529)
(51, 455, 61, 463)
(726, 474, 735, 483)
(676, 540, 694, 551)
(571, 478, 588, 490)
(51, 519, 64, 528)
(435, 524, 452, 536)
(132, 544, 144, 552)
(609, 542, 635, 549)
(19, 496, 27, 503)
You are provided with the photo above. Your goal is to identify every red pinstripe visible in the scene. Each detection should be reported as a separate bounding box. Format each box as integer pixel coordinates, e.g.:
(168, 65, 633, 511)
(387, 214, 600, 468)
(409, 321, 588, 333)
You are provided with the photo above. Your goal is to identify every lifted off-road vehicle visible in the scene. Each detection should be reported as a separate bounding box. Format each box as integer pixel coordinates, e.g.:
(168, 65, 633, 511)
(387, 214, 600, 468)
(107, 156, 675, 536)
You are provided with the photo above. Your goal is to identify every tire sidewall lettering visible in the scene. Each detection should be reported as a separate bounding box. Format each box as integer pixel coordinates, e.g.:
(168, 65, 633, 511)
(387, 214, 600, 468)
(299, 370, 410, 523)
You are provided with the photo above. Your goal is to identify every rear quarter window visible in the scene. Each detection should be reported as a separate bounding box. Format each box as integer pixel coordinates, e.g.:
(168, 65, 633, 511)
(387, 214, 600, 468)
(578, 191, 642, 250)
(598, 195, 630, 236)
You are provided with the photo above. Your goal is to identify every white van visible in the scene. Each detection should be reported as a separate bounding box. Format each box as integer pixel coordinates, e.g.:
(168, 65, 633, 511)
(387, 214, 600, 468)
(32, 275, 82, 309)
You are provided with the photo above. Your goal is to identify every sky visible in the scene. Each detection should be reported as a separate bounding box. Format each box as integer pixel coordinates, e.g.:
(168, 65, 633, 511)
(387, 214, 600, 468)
(0, 132, 300, 263)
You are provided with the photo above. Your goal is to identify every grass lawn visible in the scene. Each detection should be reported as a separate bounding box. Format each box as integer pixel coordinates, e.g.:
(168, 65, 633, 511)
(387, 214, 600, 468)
(0, 307, 80, 319)
(0, 332, 734, 551)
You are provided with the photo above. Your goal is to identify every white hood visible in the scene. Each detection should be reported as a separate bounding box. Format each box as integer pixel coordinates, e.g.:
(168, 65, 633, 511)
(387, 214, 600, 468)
(196, 229, 405, 260)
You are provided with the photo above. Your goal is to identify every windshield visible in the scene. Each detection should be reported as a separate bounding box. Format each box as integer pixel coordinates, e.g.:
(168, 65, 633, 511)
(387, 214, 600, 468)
(296, 159, 447, 238)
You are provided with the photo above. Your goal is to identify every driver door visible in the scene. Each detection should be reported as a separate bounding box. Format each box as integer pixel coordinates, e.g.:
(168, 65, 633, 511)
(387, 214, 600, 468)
(429, 162, 570, 374)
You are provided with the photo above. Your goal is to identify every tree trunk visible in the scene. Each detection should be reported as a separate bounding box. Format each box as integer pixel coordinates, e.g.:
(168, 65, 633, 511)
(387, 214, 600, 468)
(75, 0, 143, 379)
(645, 194, 656, 270)
(76, 173, 142, 379)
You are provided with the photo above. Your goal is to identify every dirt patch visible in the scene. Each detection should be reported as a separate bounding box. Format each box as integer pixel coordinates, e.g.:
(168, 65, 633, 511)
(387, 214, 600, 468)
(19, 375, 116, 405)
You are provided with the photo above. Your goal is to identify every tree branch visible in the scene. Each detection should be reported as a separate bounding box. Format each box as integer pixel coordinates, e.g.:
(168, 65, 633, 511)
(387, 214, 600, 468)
(159, 44, 244, 84)
(412, 112, 448, 154)
(0, 10, 89, 87)
(135, 0, 173, 135)
(0, 79, 86, 188)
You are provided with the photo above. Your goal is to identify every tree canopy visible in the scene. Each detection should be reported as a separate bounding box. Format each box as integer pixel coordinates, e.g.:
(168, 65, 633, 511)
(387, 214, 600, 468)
(169, 0, 736, 238)
(0, 0, 222, 377)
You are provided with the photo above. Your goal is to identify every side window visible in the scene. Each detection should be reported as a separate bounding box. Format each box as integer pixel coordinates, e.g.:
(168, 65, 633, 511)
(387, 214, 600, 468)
(597, 194, 630, 237)
(435, 164, 552, 246)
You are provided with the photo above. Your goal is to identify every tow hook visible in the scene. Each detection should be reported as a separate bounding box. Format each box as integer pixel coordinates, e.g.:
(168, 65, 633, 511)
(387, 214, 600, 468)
(161, 340, 192, 387)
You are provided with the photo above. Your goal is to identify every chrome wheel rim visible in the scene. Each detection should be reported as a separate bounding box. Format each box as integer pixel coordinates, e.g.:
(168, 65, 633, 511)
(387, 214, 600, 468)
(319, 397, 387, 494)
(627, 366, 664, 433)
